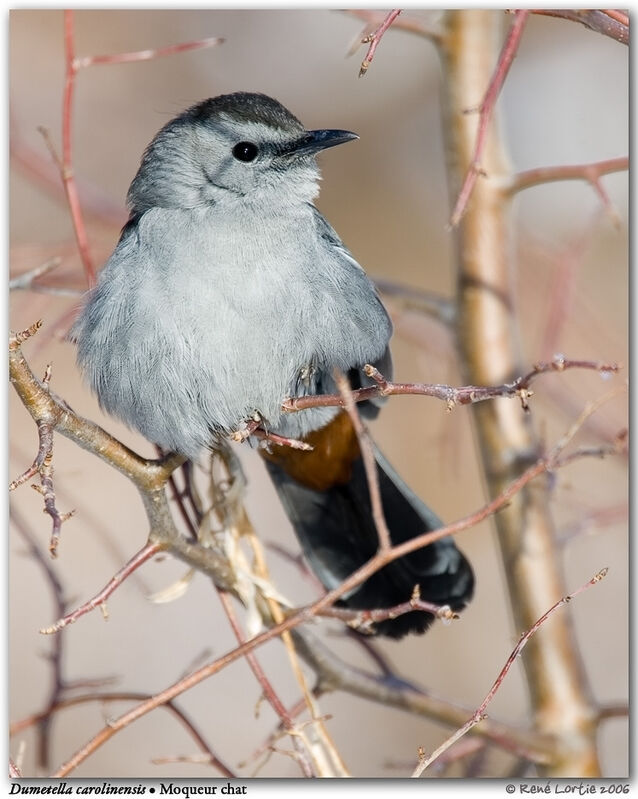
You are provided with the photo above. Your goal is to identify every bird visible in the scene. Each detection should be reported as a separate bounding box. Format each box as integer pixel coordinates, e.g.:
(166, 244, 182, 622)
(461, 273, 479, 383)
(72, 91, 474, 638)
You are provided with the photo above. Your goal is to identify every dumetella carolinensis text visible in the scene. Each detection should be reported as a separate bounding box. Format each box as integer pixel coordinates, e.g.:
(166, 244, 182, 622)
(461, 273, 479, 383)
(73, 92, 474, 637)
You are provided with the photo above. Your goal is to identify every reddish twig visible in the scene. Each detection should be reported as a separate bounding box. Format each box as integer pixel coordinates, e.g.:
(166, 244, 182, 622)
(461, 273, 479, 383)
(559, 502, 628, 545)
(10, 691, 235, 778)
(39, 541, 161, 634)
(282, 357, 620, 414)
(10, 116, 126, 227)
(412, 568, 609, 776)
(530, 10, 629, 45)
(74, 34, 224, 69)
(358, 9, 402, 77)
(60, 11, 96, 286)
(44, 14, 225, 288)
(218, 592, 316, 777)
(449, 10, 530, 228)
(509, 157, 628, 226)
(252, 428, 313, 451)
(9, 257, 67, 293)
(11, 507, 68, 768)
(335, 370, 391, 551)
(314, 587, 457, 635)
(345, 9, 442, 48)
(9, 760, 22, 778)
(539, 210, 607, 360)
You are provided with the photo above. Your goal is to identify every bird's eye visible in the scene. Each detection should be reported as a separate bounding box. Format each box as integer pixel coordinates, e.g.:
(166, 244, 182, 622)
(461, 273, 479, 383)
(232, 142, 259, 162)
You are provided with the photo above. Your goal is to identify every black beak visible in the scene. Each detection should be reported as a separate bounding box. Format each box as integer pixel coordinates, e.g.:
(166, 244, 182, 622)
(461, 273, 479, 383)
(282, 129, 359, 157)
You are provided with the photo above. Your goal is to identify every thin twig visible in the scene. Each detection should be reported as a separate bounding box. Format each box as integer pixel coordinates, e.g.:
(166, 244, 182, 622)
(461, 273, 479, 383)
(9, 257, 63, 291)
(61, 11, 96, 286)
(530, 10, 629, 45)
(508, 157, 628, 227)
(10, 372, 75, 558)
(412, 568, 608, 776)
(283, 357, 620, 413)
(252, 428, 313, 451)
(39, 541, 162, 634)
(218, 592, 316, 778)
(10, 692, 235, 778)
(9, 760, 22, 778)
(358, 9, 402, 77)
(335, 371, 391, 552)
(11, 508, 68, 768)
(449, 10, 530, 228)
(344, 9, 442, 48)
(11, 115, 125, 227)
(74, 35, 224, 69)
(314, 590, 457, 634)
(292, 627, 555, 765)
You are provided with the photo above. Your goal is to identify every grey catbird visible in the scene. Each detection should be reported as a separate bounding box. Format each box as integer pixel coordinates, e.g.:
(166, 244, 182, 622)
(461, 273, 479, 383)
(73, 92, 473, 637)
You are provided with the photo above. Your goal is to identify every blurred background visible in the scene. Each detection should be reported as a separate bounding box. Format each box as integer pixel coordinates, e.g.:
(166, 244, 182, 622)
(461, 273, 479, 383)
(9, 9, 628, 778)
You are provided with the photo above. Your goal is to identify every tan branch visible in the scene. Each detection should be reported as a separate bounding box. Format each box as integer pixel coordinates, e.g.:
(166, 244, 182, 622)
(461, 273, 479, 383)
(440, 9, 605, 776)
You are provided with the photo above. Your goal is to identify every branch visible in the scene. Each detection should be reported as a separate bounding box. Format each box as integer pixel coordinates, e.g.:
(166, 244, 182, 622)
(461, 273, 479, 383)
(508, 157, 628, 226)
(59, 11, 95, 286)
(448, 10, 530, 228)
(10, 692, 235, 778)
(291, 628, 555, 765)
(10, 363, 75, 557)
(313, 587, 457, 635)
(412, 568, 609, 776)
(10, 324, 237, 598)
(344, 9, 442, 47)
(530, 10, 629, 46)
(218, 592, 316, 778)
(11, 508, 68, 768)
(39, 541, 162, 634)
(42, 13, 225, 288)
(357, 9, 402, 77)
(282, 357, 620, 413)
(335, 370, 391, 551)
(9, 322, 184, 490)
(74, 35, 224, 69)
(9, 760, 22, 779)
(8, 257, 77, 296)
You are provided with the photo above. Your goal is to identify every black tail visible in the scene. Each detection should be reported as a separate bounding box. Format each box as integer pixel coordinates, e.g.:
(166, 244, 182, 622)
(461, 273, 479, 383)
(263, 441, 474, 639)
